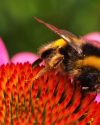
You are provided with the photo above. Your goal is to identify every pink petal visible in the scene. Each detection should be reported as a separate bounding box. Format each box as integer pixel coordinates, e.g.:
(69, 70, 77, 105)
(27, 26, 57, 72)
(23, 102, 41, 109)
(11, 52, 39, 64)
(94, 93, 100, 103)
(83, 32, 100, 42)
(0, 38, 9, 66)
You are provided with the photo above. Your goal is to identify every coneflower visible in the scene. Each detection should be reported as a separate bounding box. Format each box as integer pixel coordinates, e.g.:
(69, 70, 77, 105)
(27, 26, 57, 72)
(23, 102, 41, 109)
(0, 62, 100, 125)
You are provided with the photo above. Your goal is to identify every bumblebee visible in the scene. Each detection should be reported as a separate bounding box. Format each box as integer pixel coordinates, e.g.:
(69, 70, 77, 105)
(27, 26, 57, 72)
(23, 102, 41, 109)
(31, 17, 100, 95)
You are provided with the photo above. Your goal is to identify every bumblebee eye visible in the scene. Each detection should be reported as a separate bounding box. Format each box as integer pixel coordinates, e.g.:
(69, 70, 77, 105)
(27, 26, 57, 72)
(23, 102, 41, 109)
(41, 48, 54, 59)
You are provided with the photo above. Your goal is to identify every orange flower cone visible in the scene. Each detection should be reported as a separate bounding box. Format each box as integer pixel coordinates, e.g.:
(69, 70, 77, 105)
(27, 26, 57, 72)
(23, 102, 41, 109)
(0, 62, 100, 125)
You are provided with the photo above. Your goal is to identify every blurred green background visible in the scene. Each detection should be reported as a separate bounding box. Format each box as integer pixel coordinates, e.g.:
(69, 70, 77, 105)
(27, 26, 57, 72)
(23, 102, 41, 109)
(0, 0, 100, 58)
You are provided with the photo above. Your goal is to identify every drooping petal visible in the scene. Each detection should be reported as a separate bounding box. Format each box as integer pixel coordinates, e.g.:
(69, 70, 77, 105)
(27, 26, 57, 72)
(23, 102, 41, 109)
(83, 32, 100, 42)
(0, 38, 9, 66)
(95, 93, 100, 103)
(11, 52, 39, 64)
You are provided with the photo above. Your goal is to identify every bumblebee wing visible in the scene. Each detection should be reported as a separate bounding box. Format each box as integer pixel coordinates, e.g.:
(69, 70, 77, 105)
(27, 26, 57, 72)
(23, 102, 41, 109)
(35, 17, 83, 54)
(60, 29, 78, 38)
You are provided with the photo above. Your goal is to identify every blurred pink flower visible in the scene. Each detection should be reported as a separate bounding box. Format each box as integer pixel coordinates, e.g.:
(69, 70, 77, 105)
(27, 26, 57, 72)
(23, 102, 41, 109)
(83, 32, 100, 42)
(0, 37, 39, 66)
(0, 38, 9, 66)
(11, 52, 39, 65)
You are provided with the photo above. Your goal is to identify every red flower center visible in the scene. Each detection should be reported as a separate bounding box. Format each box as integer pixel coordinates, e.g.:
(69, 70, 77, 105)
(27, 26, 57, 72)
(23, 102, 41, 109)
(0, 62, 100, 125)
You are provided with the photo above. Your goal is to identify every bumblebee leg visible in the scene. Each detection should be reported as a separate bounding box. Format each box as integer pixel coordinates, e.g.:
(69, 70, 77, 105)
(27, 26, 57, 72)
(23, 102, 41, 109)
(29, 66, 51, 81)
(82, 87, 89, 90)
(81, 87, 89, 99)
(49, 54, 64, 69)
(89, 92, 97, 103)
(81, 87, 97, 101)
(26, 54, 64, 82)
(32, 58, 43, 70)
